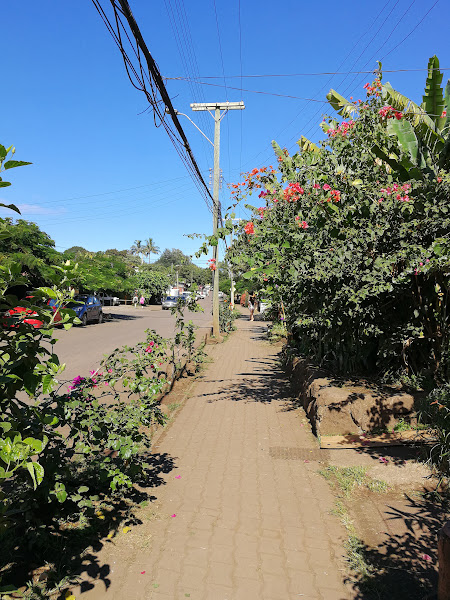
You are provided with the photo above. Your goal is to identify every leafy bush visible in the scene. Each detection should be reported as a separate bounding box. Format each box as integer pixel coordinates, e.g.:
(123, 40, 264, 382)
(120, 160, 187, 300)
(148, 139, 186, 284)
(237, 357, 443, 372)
(219, 304, 239, 333)
(220, 59, 450, 381)
(418, 384, 450, 478)
(0, 145, 206, 593)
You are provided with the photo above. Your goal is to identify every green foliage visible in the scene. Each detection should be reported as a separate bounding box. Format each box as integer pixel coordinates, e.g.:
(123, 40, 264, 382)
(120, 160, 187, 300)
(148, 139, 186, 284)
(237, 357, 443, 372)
(0, 218, 61, 288)
(223, 59, 450, 382)
(0, 143, 31, 200)
(418, 384, 450, 479)
(219, 304, 239, 333)
(63, 249, 130, 293)
(127, 267, 169, 299)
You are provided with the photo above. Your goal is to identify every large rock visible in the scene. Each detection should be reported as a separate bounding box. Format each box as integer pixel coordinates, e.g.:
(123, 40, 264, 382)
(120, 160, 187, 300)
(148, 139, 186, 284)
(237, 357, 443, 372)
(286, 356, 420, 437)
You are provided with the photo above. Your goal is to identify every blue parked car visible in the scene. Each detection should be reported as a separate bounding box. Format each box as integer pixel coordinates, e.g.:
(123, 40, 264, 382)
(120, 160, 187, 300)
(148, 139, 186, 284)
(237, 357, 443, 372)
(65, 295, 103, 326)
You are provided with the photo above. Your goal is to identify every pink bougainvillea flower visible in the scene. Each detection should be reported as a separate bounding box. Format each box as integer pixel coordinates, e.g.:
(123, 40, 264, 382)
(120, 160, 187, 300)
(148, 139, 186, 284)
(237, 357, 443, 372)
(422, 554, 432, 562)
(313, 183, 321, 189)
(140, 571, 146, 574)
(322, 184, 331, 191)
(72, 375, 85, 388)
(379, 457, 389, 464)
(175, 475, 181, 479)
(171, 514, 177, 518)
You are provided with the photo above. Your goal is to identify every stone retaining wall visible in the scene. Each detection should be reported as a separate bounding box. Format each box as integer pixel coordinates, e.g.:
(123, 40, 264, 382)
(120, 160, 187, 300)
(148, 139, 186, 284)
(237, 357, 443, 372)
(285, 354, 423, 437)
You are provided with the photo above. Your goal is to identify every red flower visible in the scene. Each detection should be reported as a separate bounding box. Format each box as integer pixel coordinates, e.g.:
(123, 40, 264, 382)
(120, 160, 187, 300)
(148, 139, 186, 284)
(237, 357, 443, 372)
(330, 190, 341, 202)
(244, 221, 255, 235)
(322, 184, 331, 191)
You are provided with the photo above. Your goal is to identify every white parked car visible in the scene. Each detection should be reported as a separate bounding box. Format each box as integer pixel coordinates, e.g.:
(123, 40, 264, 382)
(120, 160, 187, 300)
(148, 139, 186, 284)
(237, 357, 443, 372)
(97, 292, 120, 306)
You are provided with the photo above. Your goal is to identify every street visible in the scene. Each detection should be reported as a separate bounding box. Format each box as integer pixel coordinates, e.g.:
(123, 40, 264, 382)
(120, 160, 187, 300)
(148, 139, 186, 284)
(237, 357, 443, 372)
(51, 298, 213, 384)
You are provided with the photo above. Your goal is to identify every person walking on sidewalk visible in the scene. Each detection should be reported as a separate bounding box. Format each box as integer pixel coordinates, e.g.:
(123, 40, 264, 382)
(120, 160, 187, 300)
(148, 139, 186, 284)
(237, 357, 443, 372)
(133, 292, 138, 308)
(140, 294, 145, 308)
(248, 291, 256, 321)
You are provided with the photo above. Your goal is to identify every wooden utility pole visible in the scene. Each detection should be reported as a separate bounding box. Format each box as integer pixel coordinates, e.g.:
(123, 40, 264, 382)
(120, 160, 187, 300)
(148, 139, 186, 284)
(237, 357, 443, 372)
(190, 102, 245, 336)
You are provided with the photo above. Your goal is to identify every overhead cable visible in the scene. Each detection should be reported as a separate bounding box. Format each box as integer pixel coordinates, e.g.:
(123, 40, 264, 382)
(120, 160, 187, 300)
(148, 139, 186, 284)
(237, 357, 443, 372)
(164, 67, 450, 80)
(91, 0, 214, 213)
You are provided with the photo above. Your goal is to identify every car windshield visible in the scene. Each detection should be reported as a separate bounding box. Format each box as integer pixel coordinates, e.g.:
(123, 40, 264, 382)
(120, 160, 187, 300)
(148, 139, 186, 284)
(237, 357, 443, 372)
(66, 296, 87, 308)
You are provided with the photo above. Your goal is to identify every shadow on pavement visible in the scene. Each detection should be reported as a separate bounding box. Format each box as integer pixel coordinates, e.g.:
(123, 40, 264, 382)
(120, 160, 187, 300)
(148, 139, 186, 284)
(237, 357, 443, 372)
(1, 452, 176, 598)
(347, 491, 446, 599)
(104, 312, 146, 321)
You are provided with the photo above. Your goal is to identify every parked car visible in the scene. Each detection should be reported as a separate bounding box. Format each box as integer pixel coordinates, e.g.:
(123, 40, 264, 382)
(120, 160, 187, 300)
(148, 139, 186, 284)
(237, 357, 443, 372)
(162, 296, 178, 310)
(3, 297, 62, 329)
(66, 295, 103, 325)
(97, 292, 120, 306)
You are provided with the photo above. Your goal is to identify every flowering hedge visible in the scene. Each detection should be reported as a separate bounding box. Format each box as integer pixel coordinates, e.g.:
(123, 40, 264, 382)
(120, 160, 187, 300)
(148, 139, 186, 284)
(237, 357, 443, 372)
(222, 63, 450, 382)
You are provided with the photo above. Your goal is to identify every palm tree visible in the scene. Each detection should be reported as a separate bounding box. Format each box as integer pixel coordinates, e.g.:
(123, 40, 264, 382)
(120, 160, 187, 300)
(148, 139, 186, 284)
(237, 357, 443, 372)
(131, 240, 143, 264)
(143, 238, 160, 264)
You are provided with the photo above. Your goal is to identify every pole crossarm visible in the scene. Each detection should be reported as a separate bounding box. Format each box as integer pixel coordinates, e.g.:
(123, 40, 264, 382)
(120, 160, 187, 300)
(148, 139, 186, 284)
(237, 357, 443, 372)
(190, 101, 245, 111)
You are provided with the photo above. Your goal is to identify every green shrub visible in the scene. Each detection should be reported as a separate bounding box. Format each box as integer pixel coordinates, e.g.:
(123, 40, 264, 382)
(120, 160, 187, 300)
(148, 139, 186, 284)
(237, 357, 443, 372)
(219, 304, 239, 333)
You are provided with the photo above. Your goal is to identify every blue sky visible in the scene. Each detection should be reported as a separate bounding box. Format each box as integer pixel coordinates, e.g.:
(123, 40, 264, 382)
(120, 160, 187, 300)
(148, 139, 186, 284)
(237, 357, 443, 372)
(1, 0, 448, 266)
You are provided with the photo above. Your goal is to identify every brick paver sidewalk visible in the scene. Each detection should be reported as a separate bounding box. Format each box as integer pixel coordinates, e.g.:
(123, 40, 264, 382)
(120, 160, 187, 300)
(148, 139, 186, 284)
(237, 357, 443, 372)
(81, 313, 352, 600)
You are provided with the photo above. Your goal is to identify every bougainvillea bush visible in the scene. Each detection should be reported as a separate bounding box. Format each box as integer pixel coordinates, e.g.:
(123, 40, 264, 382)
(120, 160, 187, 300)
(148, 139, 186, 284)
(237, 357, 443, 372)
(221, 59, 450, 383)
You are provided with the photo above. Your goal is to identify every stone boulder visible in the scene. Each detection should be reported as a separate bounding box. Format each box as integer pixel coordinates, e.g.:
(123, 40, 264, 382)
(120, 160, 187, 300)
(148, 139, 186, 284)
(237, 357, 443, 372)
(286, 356, 422, 437)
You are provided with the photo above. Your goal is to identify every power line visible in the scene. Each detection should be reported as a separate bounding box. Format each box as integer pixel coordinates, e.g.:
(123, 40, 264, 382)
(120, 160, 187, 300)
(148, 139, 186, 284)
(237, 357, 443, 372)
(381, 0, 440, 61)
(229, 1, 395, 170)
(165, 67, 450, 80)
(33, 174, 194, 205)
(91, 0, 214, 214)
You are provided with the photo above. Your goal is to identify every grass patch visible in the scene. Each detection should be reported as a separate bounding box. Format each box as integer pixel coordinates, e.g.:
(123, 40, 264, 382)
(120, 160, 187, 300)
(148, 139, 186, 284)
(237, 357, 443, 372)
(267, 322, 287, 343)
(167, 402, 180, 413)
(320, 466, 390, 590)
(319, 465, 388, 497)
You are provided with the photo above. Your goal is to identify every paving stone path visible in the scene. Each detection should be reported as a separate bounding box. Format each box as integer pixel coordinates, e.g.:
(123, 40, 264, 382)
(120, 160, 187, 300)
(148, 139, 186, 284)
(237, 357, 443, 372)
(81, 313, 353, 600)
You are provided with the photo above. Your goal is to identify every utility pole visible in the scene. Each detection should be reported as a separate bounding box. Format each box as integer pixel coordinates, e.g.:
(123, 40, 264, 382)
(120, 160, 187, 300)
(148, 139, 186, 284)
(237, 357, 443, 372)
(190, 101, 245, 337)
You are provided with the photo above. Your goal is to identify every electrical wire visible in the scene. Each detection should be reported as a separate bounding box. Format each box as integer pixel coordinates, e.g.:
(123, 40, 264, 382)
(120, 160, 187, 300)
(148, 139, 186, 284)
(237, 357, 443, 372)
(29, 174, 195, 206)
(165, 66, 450, 79)
(381, 0, 440, 61)
(91, 0, 214, 214)
(236, 0, 394, 170)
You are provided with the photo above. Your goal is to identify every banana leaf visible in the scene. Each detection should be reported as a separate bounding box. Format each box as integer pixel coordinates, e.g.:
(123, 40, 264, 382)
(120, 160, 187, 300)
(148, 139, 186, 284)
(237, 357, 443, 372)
(320, 119, 338, 134)
(386, 117, 425, 169)
(326, 89, 359, 118)
(297, 136, 319, 153)
(382, 81, 444, 153)
(421, 55, 445, 130)
(272, 140, 284, 159)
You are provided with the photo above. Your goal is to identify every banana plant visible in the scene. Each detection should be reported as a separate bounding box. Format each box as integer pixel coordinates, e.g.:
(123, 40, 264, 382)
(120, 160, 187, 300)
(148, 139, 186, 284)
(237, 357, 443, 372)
(325, 88, 360, 118)
(297, 135, 320, 153)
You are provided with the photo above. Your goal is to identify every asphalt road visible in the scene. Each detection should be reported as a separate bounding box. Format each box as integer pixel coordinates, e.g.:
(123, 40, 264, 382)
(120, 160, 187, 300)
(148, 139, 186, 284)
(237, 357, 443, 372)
(51, 298, 213, 385)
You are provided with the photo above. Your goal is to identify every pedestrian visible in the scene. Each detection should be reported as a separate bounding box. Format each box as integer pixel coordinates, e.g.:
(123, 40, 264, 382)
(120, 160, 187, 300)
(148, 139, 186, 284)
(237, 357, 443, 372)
(140, 294, 145, 308)
(133, 292, 138, 308)
(248, 291, 256, 321)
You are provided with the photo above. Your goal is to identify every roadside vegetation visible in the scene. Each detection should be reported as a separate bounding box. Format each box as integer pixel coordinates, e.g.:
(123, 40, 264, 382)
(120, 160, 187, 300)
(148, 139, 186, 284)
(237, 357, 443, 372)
(197, 55, 450, 481)
(0, 149, 210, 597)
